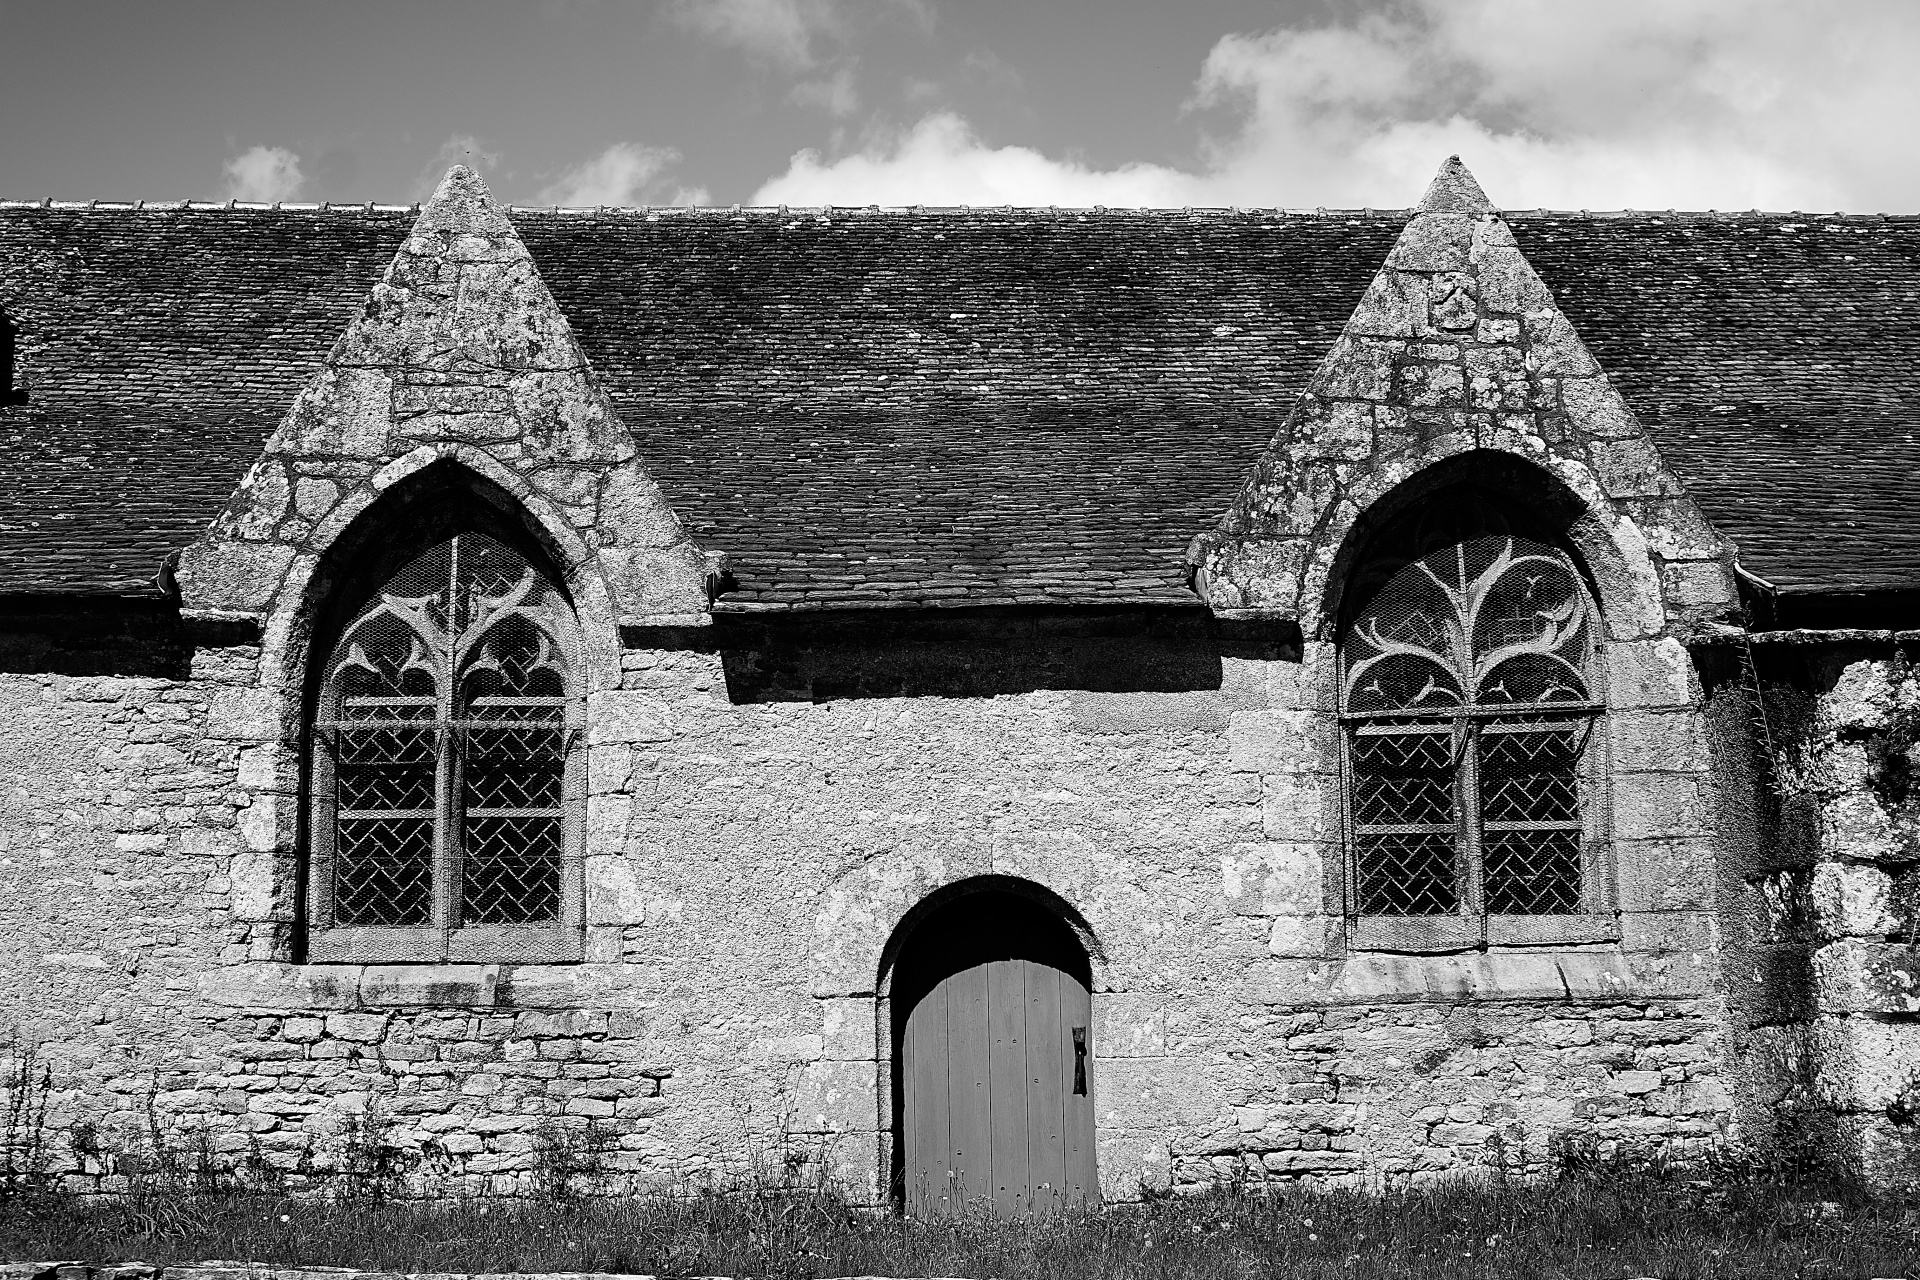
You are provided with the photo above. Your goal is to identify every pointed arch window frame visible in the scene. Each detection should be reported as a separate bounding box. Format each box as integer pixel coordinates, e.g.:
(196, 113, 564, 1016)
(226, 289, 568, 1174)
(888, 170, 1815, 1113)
(306, 529, 588, 964)
(1335, 496, 1619, 953)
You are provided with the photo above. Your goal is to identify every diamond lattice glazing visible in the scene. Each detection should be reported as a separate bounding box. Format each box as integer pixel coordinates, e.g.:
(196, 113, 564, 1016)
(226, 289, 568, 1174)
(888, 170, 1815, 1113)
(1340, 498, 1600, 920)
(317, 532, 572, 932)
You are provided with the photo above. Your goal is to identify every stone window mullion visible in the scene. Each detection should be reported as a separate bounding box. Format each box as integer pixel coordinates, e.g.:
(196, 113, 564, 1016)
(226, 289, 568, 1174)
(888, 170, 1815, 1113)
(1338, 495, 1610, 948)
(307, 527, 584, 964)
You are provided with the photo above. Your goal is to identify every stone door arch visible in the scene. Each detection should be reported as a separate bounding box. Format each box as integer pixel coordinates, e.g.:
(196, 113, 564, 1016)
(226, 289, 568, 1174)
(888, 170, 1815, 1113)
(888, 883, 1097, 1216)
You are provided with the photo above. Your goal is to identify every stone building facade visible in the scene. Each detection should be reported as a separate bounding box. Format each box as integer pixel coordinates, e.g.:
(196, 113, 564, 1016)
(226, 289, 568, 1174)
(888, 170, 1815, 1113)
(1, 158, 1919, 1202)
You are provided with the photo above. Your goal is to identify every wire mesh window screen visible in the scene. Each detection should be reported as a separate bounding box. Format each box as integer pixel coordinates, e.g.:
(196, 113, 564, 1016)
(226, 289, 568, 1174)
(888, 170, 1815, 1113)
(1340, 500, 1601, 919)
(316, 532, 575, 933)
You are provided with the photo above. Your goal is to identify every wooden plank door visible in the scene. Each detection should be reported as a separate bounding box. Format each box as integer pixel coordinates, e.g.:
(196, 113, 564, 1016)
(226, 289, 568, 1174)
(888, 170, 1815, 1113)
(902, 956, 1096, 1216)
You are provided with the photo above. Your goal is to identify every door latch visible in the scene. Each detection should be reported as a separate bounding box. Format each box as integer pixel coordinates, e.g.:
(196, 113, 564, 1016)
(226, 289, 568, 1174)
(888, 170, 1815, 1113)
(1072, 1026, 1088, 1095)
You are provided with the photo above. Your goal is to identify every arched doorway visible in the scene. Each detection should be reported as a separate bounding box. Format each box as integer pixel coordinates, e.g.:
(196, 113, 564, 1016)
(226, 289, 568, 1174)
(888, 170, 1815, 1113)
(888, 882, 1097, 1217)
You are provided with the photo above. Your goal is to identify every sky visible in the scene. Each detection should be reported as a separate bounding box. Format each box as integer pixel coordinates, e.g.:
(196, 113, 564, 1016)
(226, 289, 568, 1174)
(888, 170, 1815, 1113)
(2, 0, 1918, 212)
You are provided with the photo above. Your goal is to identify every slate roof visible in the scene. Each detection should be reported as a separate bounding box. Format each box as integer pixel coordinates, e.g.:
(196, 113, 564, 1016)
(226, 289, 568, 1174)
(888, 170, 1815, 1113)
(0, 201, 1916, 608)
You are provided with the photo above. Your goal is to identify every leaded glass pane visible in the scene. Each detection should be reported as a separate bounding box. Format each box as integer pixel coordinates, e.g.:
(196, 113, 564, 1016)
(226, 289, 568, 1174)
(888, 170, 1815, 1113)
(463, 815, 563, 924)
(336, 814, 434, 926)
(1350, 730, 1455, 827)
(1355, 832, 1459, 916)
(1340, 496, 1601, 920)
(1483, 830, 1583, 914)
(318, 531, 574, 936)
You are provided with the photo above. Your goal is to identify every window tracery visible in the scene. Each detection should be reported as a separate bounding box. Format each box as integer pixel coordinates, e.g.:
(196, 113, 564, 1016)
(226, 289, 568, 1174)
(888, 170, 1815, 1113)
(311, 531, 578, 958)
(1339, 498, 1604, 927)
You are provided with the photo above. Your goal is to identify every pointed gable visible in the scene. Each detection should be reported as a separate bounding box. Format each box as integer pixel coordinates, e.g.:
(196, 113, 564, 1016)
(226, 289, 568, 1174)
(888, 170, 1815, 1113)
(1188, 156, 1738, 639)
(175, 166, 717, 628)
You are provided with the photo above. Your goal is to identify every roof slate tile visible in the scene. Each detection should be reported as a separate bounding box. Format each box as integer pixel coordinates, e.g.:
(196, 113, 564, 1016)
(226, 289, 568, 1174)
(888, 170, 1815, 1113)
(0, 206, 1915, 604)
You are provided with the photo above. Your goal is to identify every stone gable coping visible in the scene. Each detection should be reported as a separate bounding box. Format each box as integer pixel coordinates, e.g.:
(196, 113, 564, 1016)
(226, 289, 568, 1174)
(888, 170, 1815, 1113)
(1187, 157, 1741, 642)
(172, 165, 722, 633)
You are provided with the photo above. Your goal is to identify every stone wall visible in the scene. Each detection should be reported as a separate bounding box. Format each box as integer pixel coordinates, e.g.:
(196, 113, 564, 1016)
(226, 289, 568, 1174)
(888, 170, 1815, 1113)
(0, 159, 1759, 1203)
(0, 605, 1743, 1200)
(1736, 645, 1920, 1186)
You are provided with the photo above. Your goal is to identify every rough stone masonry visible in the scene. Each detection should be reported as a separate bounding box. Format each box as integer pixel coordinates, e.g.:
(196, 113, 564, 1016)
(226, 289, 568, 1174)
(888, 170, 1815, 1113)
(1, 156, 1918, 1201)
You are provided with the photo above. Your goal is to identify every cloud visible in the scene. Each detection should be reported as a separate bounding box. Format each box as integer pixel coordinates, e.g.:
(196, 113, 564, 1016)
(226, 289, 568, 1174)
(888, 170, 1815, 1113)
(790, 64, 860, 117)
(665, 0, 926, 68)
(667, 0, 821, 68)
(415, 134, 506, 198)
(757, 114, 1192, 206)
(539, 142, 711, 207)
(222, 145, 304, 203)
(668, 0, 932, 123)
(672, 0, 933, 69)
(752, 0, 1920, 210)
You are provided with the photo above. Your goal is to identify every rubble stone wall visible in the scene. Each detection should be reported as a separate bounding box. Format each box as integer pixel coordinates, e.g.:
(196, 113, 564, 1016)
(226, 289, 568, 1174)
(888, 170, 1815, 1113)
(1733, 645, 1920, 1186)
(0, 610, 1739, 1200)
(0, 161, 1757, 1203)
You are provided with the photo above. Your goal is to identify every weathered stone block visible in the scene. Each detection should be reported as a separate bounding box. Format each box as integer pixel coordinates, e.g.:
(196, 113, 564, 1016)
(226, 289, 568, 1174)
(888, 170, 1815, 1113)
(1267, 915, 1338, 958)
(1221, 841, 1326, 916)
(237, 795, 282, 853)
(1386, 213, 1473, 271)
(1612, 773, 1709, 841)
(1589, 436, 1682, 499)
(1825, 792, 1905, 862)
(1094, 993, 1167, 1058)
(1394, 361, 1465, 409)
(1613, 1070, 1663, 1095)
(1346, 270, 1423, 337)
(1609, 710, 1710, 774)
(587, 743, 633, 794)
(1521, 309, 1598, 376)
(206, 687, 282, 741)
(1823, 658, 1897, 732)
(1261, 772, 1337, 843)
(326, 1012, 390, 1042)
(1618, 910, 1715, 955)
(1226, 708, 1332, 773)
(818, 996, 876, 1061)
(1814, 939, 1920, 1013)
(281, 1016, 325, 1043)
(1614, 839, 1716, 912)
(1606, 639, 1696, 710)
(176, 540, 299, 616)
(1321, 337, 1399, 401)
(1812, 1018, 1920, 1110)
(585, 693, 675, 744)
(1661, 559, 1736, 616)
(585, 793, 633, 851)
(1297, 400, 1376, 460)
(359, 965, 498, 1007)
(1557, 375, 1640, 439)
(1813, 862, 1900, 938)
(585, 854, 645, 925)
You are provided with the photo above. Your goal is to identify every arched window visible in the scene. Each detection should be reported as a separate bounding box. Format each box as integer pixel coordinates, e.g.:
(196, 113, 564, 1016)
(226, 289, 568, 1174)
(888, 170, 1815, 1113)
(309, 530, 581, 962)
(1339, 496, 1607, 945)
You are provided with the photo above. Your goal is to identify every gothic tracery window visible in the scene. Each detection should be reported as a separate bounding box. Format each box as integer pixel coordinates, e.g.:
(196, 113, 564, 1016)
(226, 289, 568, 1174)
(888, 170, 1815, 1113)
(1339, 498, 1605, 929)
(311, 531, 579, 959)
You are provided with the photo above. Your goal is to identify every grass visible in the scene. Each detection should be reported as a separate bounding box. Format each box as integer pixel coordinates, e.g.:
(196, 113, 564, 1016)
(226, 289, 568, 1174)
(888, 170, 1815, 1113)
(3, 1169, 1920, 1280)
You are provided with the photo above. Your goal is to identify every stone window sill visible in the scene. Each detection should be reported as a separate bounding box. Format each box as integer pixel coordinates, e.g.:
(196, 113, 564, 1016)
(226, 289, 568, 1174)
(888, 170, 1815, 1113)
(1348, 913, 1620, 953)
(308, 924, 585, 965)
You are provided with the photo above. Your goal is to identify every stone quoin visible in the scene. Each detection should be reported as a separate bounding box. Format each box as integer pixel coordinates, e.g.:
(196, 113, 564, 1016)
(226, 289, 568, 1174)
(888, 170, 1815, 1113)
(2, 158, 1919, 1204)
